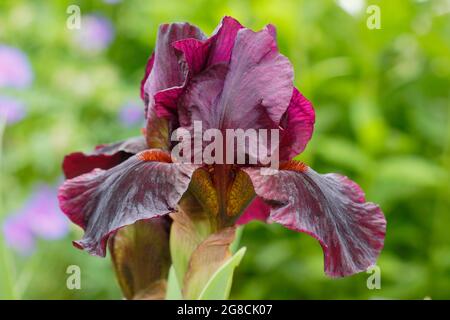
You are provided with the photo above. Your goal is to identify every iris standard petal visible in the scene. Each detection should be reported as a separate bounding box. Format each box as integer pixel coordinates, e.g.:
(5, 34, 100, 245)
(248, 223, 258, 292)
(141, 52, 155, 103)
(243, 163, 386, 277)
(143, 23, 206, 147)
(143, 22, 206, 118)
(207, 16, 243, 66)
(279, 88, 315, 161)
(214, 27, 293, 130)
(58, 150, 197, 256)
(171, 16, 243, 76)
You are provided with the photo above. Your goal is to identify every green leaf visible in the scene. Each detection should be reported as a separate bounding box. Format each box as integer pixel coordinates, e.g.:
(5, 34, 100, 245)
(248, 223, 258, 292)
(197, 247, 247, 300)
(230, 226, 244, 254)
(165, 266, 182, 300)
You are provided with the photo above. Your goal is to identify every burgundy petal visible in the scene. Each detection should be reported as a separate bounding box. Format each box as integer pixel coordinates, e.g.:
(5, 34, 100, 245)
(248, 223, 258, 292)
(279, 88, 315, 161)
(140, 52, 155, 103)
(177, 63, 228, 129)
(143, 22, 206, 119)
(236, 197, 270, 225)
(63, 136, 147, 179)
(58, 150, 198, 256)
(178, 27, 293, 133)
(265, 24, 277, 39)
(171, 16, 242, 76)
(143, 23, 206, 145)
(207, 16, 243, 66)
(243, 163, 386, 277)
(172, 38, 211, 75)
(155, 17, 242, 118)
(154, 87, 184, 119)
(214, 27, 293, 130)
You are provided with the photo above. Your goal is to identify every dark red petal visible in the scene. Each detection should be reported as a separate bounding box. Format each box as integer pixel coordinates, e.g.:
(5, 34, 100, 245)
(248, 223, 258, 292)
(172, 38, 211, 75)
(279, 88, 315, 161)
(154, 87, 184, 119)
(207, 16, 243, 66)
(177, 27, 293, 133)
(236, 197, 270, 225)
(140, 52, 155, 103)
(63, 136, 147, 179)
(144, 23, 206, 144)
(265, 24, 277, 39)
(243, 165, 386, 277)
(58, 150, 198, 256)
(215, 27, 293, 129)
(143, 23, 205, 118)
(177, 63, 228, 129)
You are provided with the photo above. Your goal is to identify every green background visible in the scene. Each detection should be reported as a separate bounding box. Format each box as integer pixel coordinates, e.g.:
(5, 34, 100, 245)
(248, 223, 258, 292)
(0, 0, 449, 299)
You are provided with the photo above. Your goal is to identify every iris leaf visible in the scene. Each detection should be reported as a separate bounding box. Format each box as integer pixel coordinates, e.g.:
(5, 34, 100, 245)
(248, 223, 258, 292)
(165, 265, 182, 300)
(197, 247, 246, 300)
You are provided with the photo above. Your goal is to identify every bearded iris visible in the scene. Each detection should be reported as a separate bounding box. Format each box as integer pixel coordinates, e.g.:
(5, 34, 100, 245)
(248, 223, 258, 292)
(58, 17, 386, 299)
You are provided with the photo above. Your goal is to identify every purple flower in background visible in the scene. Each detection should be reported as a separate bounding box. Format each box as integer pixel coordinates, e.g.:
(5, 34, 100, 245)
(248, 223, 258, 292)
(0, 45, 33, 88)
(103, 0, 121, 4)
(119, 100, 144, 127)
(2, 185, 69, 255)
(74, 14, 115, 54)
(0, 96, 26, 124)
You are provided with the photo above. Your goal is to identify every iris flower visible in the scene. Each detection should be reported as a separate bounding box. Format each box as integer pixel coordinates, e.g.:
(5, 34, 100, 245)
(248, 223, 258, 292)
(59, 17, 386, 299)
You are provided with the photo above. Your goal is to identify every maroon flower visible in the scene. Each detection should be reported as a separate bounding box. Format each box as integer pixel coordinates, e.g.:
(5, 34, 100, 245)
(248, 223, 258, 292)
(59, 16, 386, 284)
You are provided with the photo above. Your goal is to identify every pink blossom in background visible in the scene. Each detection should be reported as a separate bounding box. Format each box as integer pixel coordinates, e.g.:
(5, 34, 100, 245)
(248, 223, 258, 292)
(103, 0, 121, 4)
(0, 45, 33, 88)
(2, 185, 69, 255)
(0, 96, 26, 125)
(74, 14, 115, 54)
(118, 100, 144, 127)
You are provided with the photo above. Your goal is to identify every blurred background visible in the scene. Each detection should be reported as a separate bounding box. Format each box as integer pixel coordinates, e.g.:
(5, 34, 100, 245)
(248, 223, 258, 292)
(0, 0, 449, 299)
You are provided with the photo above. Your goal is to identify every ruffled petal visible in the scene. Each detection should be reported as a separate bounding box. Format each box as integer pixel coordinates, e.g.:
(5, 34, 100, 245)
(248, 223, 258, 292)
(143, 23, 206, 117)
(177, 63, 228, 129)
(279, 88, 315, 161)
(58, 150, 198, 256)
(63, 136, 147, 179)
(170, 16, 242, 76)
(176, 28, 293, 131)
(172, 38, 211, 75)
(214, 27, 293, 130)
(140, 52, 155, 103)
(243, 163, 386, 277)
(155, 17, 242, 118)
(207, 16, 243, 66)
(144, 23, 206, 146)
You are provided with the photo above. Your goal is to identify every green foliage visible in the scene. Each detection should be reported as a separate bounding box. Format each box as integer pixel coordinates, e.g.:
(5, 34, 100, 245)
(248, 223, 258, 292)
(0, 0, 449, 299)
(198, 247, 246, 300)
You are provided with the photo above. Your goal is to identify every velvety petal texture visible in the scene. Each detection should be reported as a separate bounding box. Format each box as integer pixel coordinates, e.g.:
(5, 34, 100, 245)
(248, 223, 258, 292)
(172, 28, 293, 132)
(243, 164, 386, 277)
(143, 23, 205, 147)
(62, 136, 147, 179)
(143, 23, 206, 107)
(140, 53, 155, 102)
(279, 88, 315, 161)
(59, 150, 197, 256)
(236, 196, 270, 225)
(215, 28, 293, 130)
